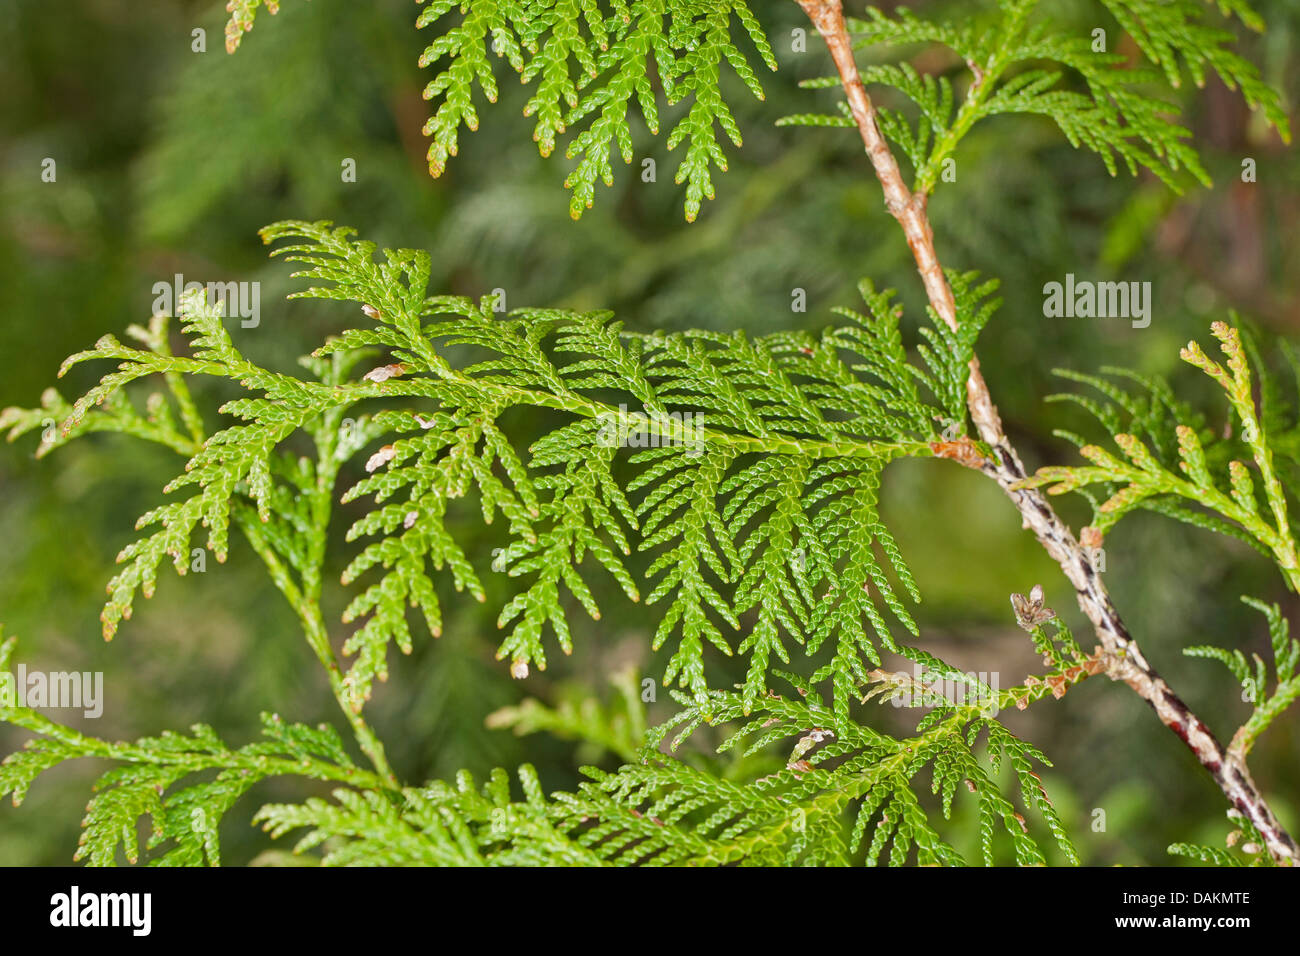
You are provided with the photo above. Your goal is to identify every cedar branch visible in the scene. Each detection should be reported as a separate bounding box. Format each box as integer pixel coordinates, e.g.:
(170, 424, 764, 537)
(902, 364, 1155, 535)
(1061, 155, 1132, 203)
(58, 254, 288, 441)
(797, 0, 1297, 864)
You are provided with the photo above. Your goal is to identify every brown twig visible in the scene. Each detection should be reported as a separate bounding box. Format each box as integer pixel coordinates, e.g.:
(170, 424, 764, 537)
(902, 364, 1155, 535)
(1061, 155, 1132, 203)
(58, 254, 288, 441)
(797, 0, 1297, 864)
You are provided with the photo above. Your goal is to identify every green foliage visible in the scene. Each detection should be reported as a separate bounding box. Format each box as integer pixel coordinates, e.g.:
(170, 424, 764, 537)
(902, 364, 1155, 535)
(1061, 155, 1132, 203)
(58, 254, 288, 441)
(222, 0, 1289, 219)
(1020, 322, 1300, 865)
(1184, 596, 1300, 757)
(5, 0, 1296, 869)
(258, 669, 1081, 866)
(0, 634, 379, 866)
(2, 297, 364, 643)
(224, 0, 284, 54)
(1169, 808, 1282, 866)
(0, 217, 1065, 866)
(780, 0, 1288, 194)
(2, 599, 1089, 867)
(1, 220, 995, 717)
(1019, 321, 1300, 589)
(219, 1, 775, 219)
(486, 667, 649, 762)
(412, 0, 776, 220)
(283, 228, 1000, 715)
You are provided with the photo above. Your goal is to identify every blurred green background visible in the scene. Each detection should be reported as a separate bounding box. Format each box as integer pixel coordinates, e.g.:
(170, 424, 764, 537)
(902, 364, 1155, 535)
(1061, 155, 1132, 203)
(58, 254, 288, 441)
(1, 0, 1298, 865)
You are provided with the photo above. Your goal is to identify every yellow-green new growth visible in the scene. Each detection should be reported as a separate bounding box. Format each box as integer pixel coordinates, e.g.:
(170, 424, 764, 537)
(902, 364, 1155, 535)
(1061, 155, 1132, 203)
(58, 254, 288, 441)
(1020, 320, 1300, 591)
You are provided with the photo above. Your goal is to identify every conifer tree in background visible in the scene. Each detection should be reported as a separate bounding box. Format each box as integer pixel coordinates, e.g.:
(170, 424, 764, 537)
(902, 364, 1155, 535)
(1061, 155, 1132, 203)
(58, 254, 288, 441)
(2, 0, 1297, 865)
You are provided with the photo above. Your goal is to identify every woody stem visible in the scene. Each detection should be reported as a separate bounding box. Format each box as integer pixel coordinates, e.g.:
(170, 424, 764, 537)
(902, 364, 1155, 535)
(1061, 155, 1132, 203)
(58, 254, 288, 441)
(797, 0, 1296, 864)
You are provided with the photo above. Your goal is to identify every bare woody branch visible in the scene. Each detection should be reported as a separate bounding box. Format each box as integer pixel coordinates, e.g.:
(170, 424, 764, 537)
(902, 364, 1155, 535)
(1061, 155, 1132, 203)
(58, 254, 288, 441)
(796, 0, 1297, 864)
